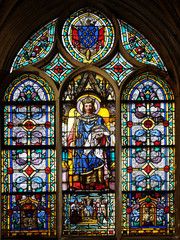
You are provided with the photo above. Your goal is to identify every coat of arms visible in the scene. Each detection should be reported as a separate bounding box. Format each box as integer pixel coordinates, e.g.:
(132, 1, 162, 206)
(72, 18, 105, 63)
(62, 8, 115, 64)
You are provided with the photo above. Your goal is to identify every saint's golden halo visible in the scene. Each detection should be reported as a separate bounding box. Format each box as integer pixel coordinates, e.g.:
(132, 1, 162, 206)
(77, 94, 101, 115)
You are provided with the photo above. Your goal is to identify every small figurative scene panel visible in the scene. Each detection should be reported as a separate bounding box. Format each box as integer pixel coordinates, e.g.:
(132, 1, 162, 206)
(119, 20, 167, 71)
(2, 149, 56, 193)
(62, 8, 115, 63)
(62, 72, 115, 191)
(42, 53, 74, 85)
(4, 105, 54, 146)
(102, 52, 135, 87)
(122, 192, 175, 235)
(63, 193, 115, 236)
(10, 19, 57, 72)
(2, 194, 56, 237)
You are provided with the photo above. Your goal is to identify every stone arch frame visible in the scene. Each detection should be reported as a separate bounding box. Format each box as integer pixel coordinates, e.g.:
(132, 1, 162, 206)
(0, 1, 179, 239)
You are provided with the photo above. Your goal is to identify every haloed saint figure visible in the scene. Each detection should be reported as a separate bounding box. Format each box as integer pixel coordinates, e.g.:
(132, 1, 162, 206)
(68, 96, 111, 190)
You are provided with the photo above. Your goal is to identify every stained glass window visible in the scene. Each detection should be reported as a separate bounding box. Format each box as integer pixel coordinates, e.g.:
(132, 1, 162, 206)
(42, 53, 74, 85)
(102, 52, 135, 87)
(5, 6, 177, 239)
(2, 73, 56, 237)
(10, 19, 57, 72)
(119, 20, 167, 71)
(121, 73, 175, 235)
(62, 72, 116, 236)
(62, 8, 115, 64)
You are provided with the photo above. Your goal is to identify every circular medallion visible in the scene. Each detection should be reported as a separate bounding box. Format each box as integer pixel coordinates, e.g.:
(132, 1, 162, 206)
(62, 8, 115, 64)
(142, 118, 155, 130)
(23, 119, 36, 131)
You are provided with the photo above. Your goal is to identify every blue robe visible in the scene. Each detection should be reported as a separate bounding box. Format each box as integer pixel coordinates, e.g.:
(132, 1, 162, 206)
(73, 115, 109, 175)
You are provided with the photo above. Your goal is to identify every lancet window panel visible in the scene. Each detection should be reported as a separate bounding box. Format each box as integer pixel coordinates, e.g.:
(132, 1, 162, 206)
(121, 72, 175, 235)
(2, 74, 56, 237)
(61, 71, 116, 236)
